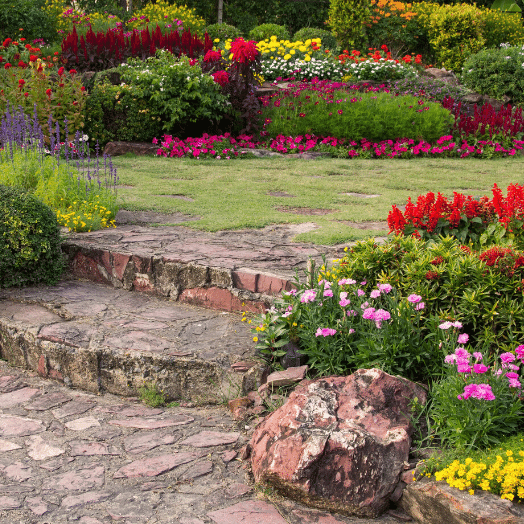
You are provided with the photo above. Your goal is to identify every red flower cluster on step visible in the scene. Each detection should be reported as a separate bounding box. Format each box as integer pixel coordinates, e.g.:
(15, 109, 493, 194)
(388, 190, 496, 235)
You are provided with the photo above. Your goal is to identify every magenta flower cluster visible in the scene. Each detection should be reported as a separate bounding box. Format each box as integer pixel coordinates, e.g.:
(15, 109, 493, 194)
(442, 320, 524, 400)
(458, 383, 496, 401)
(153, 131, 524, 161)
(153, 133, 258, 159)
(315, 327, 337, 337)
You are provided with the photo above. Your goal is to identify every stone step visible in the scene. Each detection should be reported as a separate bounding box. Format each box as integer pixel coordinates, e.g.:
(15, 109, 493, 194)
(62, 223, 347, 314)
(0, 280, 257, 403)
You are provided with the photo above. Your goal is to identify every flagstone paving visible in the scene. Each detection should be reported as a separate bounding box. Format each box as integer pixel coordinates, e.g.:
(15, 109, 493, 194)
(0, 361, 403, 524)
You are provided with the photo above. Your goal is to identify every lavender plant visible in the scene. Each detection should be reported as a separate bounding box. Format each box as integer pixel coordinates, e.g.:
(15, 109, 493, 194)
(0, 104, 118, 232)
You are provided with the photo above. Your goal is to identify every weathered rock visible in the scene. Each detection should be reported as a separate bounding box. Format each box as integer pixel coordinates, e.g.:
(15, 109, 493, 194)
(228, 396, 253, 413)
(423, 68, 455, 80)
(242, 362, 270, 395)
(249, 368, 426, 518)
(265, 365, 308, 388)
(400, 478, 524, 524)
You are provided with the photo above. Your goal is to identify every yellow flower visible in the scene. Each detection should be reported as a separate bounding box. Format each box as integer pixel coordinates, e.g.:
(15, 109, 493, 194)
(253, 336, 258, 342)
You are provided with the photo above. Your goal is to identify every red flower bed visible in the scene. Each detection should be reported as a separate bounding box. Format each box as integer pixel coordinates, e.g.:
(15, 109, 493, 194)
(442, 97, 524, 142)
(61, 25, 212, 72)
(388, 184, 524, 247)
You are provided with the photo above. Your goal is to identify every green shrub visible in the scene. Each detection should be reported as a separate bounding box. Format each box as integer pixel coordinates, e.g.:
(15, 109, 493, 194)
(415, 2, 486, 71)
(0, 0, 58, 44)
(328, 0, 371, 51)
(205, 23, 242, 42)
(292, 27, 339, 52)
(262, 87, 453, 143)
(480, 7, 524, 49)
(85, 52, 230, 147)
(330, 236, 524, 352)
(461, 46, 524, 105)
(84, 80, 163, 148)
(0, 185, 63, 288)
(248, 23, 290, 42)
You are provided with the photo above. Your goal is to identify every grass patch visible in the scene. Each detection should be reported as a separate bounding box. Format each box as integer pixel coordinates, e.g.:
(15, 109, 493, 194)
(138, 382, 166, 408)
(114, 155, 524, 244)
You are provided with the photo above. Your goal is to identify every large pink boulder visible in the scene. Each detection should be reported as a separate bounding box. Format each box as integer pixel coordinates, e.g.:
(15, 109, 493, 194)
(248, 368, 426, 518)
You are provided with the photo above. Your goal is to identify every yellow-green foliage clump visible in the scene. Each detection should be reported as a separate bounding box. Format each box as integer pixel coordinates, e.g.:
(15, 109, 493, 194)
(414, 2, 485, 71)
(480, 7, 524, 49)
(328, 0, 372, 50)
(127, 0, 206, 36)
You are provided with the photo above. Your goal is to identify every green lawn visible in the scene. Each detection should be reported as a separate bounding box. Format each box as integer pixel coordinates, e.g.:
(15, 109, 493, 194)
(114, 154, 524, 244)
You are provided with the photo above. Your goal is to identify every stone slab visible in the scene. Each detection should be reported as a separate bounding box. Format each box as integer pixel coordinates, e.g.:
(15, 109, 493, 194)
(180, 431, 240, 448)
(0, 387, 40, 408)
(109, 415, 194, 429)
(0, 415, 45, 436)
(208, 500, 289, 524)
(113, 452, 199, 478)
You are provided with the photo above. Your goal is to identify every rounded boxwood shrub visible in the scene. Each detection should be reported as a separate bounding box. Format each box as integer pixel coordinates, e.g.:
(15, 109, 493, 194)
(292, 27, 339, 51)
(0, 185, 63, 288)
(248, 23, 290, 42)
(461, 46, 524, 105)
(205, 23, 242, 42)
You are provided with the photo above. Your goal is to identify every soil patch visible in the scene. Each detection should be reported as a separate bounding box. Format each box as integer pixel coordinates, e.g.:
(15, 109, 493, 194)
(276, 206, 336, 216)
(268, 191, 295, 197)
(339, 221, 389, 230)
(116, 210, 199, 225)
(157, 194, 195, 202)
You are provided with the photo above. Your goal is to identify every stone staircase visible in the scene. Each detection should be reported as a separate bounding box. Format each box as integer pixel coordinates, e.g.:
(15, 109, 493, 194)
(0, 222, 345, 403)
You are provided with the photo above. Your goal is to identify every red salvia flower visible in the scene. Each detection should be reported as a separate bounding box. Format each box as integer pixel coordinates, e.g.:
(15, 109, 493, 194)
(211, 70, 229, 86)
(230, 38, 258, 63)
